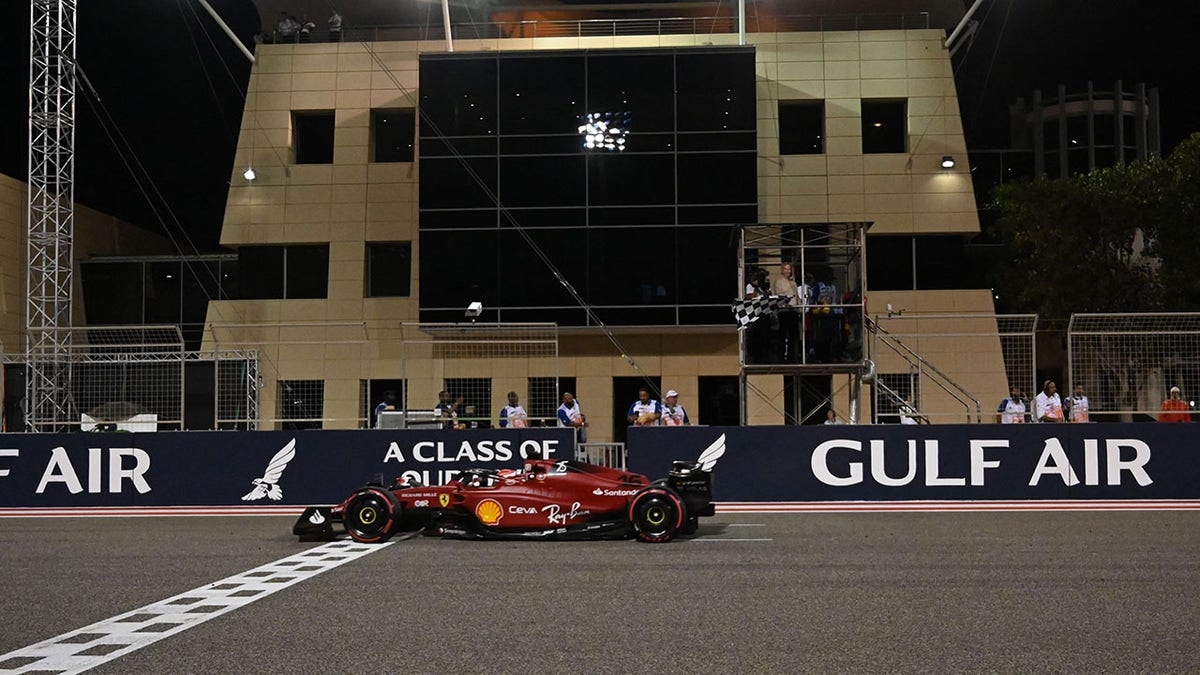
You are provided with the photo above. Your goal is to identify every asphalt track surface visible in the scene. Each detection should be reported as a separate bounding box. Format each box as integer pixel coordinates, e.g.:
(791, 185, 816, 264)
(1, 512, 1198, 674)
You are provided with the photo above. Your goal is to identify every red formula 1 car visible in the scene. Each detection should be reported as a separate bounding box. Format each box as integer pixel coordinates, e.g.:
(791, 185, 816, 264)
(294, 435, 725, 543)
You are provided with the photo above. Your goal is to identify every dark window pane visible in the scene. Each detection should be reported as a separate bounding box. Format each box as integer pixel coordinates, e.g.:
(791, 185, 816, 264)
(420, 230, 499, 309)
(676, 49, 756, 132)
(420, 158, 498, 209)
(499, 308, 587, 326)
(237, 246, 285, 299)
(181, 260, 220, 325)
(285, 245, 329, 299)
(698, 375, 740, 426)
(678, 205, 756, 225)
(587, 52, 674, 133)
(677, 152, 757, 205)
(862, 100, 907, 154)
(587, 227, 676, 306)
(779, 100, 825, 154)
(677, 131, 756, 152)
(498, 135, 585, 156)
(501, 208, 586, 229)
(866, 236, 913, 291)
(499, 55, 585, 135)
(419, 209, 497, 230)
(419, 55, 497, 137)
(81, 262, 143, 324)
(499, 156, 585, 207)
(588, 153, 674, 205)
(372, 109, 415, 162)
(677, 227, 737, 305)
(367, 242, 412, 297)
(497, 228, 583, 307)
(914, 237, 966, 289)
(293, 111, 335, 164)
(590, 206, 675, 227)
(419, 136, 497, 158)
(590, 307, 676, 325)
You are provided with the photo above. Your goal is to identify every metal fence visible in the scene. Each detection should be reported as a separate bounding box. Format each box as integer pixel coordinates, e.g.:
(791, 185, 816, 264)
(1068, 313, 1200, 422)
(869, 314, 1037, 424)
(271, 12, 932, 44)
(1, 326, 259, 432)
(401, 323, 559, 429)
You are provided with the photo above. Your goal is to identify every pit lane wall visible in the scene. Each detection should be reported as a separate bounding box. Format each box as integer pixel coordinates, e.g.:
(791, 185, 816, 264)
(0, 429, 574, 508)
(627, 425, 1200, 501)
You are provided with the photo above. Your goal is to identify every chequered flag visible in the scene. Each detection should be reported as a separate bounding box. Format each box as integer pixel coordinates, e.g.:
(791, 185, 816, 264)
(731, 295, 793, 329)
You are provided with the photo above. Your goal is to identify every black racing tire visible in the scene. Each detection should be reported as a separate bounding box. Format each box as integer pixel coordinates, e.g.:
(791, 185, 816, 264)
(343, 487, 402, 543)
(628, 486, 686, 543)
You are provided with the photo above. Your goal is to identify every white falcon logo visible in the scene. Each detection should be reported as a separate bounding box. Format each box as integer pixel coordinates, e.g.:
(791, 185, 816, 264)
(241, 438, 297, 501)
(697, 434, 726, 472)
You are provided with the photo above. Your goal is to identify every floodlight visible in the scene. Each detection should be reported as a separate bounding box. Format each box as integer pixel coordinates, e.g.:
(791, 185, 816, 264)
(941, 155, 956, 169)
(243, 167, 257, 181)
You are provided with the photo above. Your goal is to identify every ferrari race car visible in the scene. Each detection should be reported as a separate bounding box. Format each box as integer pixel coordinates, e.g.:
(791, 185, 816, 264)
(294, 434, 725, 544)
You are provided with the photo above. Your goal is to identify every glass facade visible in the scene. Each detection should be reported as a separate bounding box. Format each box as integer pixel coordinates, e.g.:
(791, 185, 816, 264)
(417, 47, 757, 326)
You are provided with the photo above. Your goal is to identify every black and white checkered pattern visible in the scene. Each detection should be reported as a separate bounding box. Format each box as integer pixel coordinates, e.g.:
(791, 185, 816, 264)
(731, 295, 793, 329)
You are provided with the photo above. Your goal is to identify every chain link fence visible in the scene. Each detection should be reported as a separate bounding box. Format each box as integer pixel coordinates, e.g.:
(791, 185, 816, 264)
(1068, 313, 1200, 422)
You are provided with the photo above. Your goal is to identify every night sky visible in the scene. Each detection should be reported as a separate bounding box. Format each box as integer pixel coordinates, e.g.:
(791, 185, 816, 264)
(1, 1, 1198, 252)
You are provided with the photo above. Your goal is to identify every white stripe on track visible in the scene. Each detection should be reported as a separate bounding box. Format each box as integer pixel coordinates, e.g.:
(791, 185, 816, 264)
(0, 539, 390, 674)
(692, 538, 773, 542)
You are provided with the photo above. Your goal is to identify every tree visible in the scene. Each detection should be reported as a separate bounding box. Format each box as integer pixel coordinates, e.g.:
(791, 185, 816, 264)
(988, 132, 1200, 322)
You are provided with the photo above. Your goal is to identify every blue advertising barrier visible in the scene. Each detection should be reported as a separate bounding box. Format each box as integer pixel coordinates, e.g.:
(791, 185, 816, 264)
(0, 429, 575, 508)
(628, 424, 1200, 501)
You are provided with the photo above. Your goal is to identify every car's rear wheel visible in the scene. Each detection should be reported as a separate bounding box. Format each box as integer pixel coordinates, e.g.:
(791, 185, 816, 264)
(629, 487, 686, 543)
(344, 487, 402, 543)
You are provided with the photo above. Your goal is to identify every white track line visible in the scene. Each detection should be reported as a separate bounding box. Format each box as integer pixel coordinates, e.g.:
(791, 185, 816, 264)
(0, 539, 390, 674)
(692, 538, 773, 542)
(726, 523, 766, 527)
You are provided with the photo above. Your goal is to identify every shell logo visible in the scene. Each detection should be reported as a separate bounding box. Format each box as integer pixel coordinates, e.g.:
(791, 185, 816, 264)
(475, 499, 503, 526)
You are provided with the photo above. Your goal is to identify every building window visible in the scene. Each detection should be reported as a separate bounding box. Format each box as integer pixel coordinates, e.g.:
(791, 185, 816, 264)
(237, 245, 329, 299)
(278, 380, 324, 430)
(372, 109, 416, 162)
(444, 377, 492, 428)
(778, 100, 825, 154)
(293, 111, 335, 164)
(527, 376, 561, 426)
(362, 379, 407, 428)
(366, 242, 412, 297)
(861, 100, 907, 154)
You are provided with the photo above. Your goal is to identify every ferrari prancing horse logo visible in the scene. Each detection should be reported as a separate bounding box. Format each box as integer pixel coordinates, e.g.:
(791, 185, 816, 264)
(439, 493, 450, 508)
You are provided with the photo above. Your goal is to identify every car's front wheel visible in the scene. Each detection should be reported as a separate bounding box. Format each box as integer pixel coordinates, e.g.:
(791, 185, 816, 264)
(628, 487, 686, 543)
(343, 487, 401, 543)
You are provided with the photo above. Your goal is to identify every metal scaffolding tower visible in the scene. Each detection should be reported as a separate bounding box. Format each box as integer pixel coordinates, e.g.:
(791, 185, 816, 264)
(26, 0, 78, 431)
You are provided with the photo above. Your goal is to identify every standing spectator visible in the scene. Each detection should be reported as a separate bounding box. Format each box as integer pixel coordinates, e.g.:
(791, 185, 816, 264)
(824, 409, 843, 425)
(1159, 386, 1192, 422)
(1067, 384, 1090, 423)
(435, 390, 463, 429)
(557, 392, 587, 441)
(772, 261, 801, 363)
(1035, 380, 1064, 423)
(996, 385, 1027, 424)
(328, 10, 343, 42)
(627, 387, 662, 426)
(499, 391, 528, 428)
(299, 14, 316, 42)
(661, 389, 690, 426)
(277, 12, 301, 42)
(374, 389, 397, 428)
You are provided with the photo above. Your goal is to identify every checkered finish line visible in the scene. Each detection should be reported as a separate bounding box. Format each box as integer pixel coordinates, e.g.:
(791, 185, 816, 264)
(731, 294, 792, 328)
(0, 539, 391, 674)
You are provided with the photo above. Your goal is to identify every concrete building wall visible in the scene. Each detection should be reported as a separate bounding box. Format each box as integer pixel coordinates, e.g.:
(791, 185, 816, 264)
(212, 29, 996, 436)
